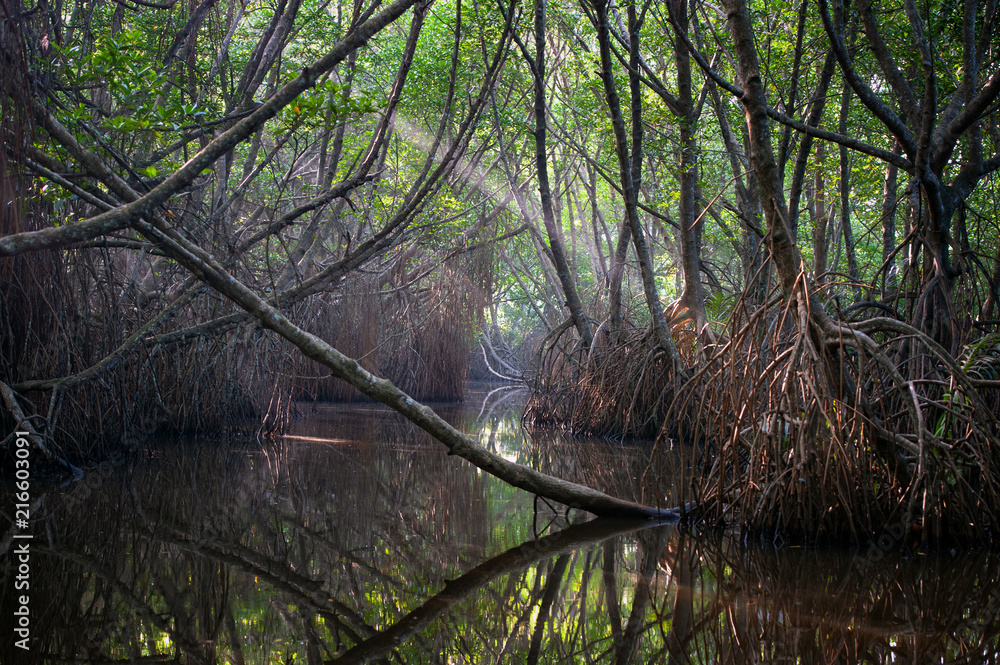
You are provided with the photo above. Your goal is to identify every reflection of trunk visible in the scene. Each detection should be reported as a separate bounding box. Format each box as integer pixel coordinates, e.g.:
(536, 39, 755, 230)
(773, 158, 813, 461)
(718, 602, 752, 664)
(39, 547, 215, 662)
(616, 527, 669, 665)
(330, 520, 670, 665)
(603, 540, 624, 652)
(224, 606, 247, 665)
(292, 488, 325, 665)
(665, 540, 696, 665)
(526, 554, 570, 664)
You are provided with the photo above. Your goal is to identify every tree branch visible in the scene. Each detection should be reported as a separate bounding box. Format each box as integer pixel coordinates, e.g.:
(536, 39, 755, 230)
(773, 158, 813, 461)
(817, 0, 917, 158)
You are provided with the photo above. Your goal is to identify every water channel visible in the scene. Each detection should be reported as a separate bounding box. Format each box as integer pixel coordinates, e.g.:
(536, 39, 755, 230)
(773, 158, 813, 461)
(2, 386, 999, 663)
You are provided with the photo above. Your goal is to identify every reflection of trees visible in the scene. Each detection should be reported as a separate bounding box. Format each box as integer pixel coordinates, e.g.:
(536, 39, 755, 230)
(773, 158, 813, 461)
(17, 405, 529, 663)
(329, 519, 663, 665)
(8, 404, 1000, 664)
(521, 427, 691, 516)
(669, 540, 1000, 664)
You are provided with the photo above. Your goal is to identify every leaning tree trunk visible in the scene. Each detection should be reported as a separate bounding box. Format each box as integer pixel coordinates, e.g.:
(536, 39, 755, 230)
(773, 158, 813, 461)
(2, 0, 686, 519)
(135, 210, 682, 519)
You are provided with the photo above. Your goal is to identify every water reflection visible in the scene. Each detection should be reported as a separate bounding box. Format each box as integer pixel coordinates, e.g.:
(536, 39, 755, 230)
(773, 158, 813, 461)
(1, 396, 998, 664)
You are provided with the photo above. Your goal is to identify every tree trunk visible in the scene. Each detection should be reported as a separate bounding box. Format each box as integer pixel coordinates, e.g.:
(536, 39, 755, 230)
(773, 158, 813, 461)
(722, 0, 800, 299)
(531, 0, 594, 349)
(810, 142, 830, 281)
(786, 51, 836, 242)
(839, 84, 861, 301)
(673, 1, 710, 337)
(881, 142, 899, 296)
(705, 77, 765, 301)
(526, 554, 570, 665)
(593, 0, 681, 364)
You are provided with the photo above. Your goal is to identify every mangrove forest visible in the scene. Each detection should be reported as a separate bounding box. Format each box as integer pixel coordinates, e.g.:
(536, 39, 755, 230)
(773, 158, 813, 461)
(2, 0, 1000, 659)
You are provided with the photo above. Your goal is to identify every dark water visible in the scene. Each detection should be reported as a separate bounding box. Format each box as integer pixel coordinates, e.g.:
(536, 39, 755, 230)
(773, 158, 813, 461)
(2, 387, 999, 664)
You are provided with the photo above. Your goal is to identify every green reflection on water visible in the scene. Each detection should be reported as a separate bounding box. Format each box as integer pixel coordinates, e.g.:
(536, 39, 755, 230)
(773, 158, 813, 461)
(2, 394, 999, 664)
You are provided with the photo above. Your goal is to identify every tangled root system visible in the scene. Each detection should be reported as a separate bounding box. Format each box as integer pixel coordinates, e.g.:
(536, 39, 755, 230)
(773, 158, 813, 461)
(664, 281, 1000, 546)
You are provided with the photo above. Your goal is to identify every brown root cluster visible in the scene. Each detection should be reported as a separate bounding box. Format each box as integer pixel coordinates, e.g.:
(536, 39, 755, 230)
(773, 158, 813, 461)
(524, 303, 698, 439)
(668, 283, 1000, 546)
(526, 279, 1000, 545)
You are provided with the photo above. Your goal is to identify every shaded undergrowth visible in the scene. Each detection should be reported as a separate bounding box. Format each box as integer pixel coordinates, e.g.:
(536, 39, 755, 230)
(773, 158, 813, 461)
(524, 303, 698, 439)
(0, 244, 290, 464)
(1, 239, 489, 465)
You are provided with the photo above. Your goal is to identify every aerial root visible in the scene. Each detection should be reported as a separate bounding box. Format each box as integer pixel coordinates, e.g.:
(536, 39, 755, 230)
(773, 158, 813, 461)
(655, 292, 1000, 546)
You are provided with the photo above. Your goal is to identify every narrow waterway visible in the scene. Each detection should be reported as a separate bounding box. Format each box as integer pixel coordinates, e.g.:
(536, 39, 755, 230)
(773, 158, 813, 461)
(2, 387, 999, 663)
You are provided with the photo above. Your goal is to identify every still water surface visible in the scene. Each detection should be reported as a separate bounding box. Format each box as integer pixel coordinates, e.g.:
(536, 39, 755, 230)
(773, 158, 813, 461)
(2, 388, 999, 663)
